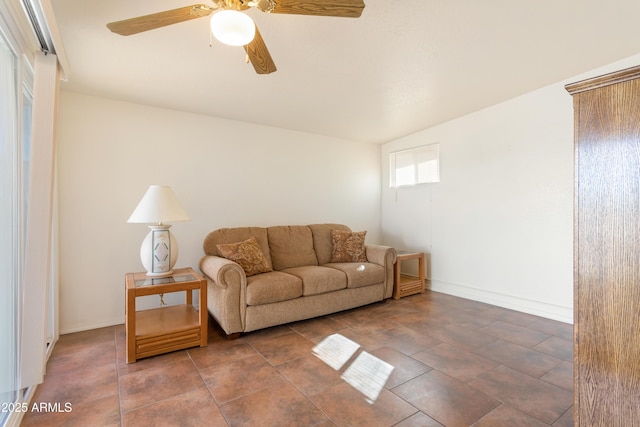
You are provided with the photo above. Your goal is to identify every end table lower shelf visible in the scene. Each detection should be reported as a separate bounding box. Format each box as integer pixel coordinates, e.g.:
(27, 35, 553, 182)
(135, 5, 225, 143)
(393, 251, 425, 299)
(135, 304, 202, 360)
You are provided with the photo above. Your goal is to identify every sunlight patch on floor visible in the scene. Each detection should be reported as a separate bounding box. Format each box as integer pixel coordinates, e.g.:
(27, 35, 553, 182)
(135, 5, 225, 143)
(341, 351, 394, 404)
(312, 333, 360, 370)
(312, 333, 394, 403)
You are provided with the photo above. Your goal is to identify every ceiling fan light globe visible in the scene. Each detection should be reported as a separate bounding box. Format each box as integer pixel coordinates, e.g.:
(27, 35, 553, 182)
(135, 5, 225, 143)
(210, 10, 255, 46)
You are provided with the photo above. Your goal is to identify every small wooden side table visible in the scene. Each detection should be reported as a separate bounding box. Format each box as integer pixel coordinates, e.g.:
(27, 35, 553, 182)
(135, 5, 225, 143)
(125, 267, 207, 363)
(393, 251, 425, 299)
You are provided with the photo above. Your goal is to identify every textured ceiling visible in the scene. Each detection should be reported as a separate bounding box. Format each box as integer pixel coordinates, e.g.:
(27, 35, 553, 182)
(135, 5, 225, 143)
(50, 0, 640, 143)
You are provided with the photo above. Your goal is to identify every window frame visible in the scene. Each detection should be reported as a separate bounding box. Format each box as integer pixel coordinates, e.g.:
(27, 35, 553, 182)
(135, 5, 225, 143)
(389, 143, 440, 188)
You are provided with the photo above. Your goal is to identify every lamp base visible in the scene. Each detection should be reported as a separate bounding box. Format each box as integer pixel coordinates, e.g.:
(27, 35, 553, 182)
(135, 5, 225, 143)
(145, 270, 174, 278)
(140, 225, 179, 277)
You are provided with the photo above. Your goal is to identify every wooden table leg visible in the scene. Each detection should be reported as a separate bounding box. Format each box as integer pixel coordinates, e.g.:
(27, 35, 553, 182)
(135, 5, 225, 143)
(125, 283, 136, 363)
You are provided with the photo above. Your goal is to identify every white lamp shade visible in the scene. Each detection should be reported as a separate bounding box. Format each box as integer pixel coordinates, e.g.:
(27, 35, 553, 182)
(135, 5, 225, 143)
(210, 10, 255, 46)
(127, 185, 190, 224)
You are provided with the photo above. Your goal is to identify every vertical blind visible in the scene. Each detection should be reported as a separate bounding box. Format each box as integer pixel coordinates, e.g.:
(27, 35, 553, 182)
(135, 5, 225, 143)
(0, 29, 19, 426)
(20, 52, 57, 390)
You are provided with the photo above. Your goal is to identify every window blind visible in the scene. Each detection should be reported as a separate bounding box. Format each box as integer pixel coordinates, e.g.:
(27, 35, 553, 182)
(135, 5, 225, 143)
(389, 143, 440, 187)
(0, 29, 19, 425)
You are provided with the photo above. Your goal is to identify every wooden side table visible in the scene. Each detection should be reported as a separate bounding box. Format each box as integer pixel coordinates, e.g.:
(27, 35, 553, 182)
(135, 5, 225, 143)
(125, 267, 207, 363)
(393, 251, 425, 299)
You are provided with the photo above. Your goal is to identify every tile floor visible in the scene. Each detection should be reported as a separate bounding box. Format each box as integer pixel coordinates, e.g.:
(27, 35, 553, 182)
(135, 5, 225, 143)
(21, 291, 574, 427)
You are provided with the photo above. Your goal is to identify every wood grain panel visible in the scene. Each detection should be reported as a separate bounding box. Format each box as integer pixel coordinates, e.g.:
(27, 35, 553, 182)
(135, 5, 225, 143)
(244, 26, 277, 74)
(569, 67, 640, 426)
(271, 0, 365, 17)
(107, 5, 213, 36)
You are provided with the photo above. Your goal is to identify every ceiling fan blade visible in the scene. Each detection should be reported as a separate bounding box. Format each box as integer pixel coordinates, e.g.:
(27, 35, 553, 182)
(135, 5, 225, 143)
(265, 0, 365, 18)
(107, 4, 213, 36)
(243, 26, 277, 74)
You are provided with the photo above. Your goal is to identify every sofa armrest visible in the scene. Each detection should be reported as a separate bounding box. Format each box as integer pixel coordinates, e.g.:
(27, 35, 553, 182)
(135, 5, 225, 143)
(199, 255, 247, 335)
(366, 245, 397, 299)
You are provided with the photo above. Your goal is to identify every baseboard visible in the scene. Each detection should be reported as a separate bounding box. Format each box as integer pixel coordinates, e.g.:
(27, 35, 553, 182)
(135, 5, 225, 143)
(59, 318, 124, 335)
(57, 284, 573, 334)
(428, 279, 573, 324)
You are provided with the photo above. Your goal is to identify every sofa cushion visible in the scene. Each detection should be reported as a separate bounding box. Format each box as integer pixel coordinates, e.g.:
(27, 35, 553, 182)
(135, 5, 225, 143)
(282, 266, 347, 296)
(324, 262, 385, 288)
(246, 271, 303, 305)
(308, 223, 351, 265)
(216, 237, 272, 277)
(330, 230, 368, 263)
(203, 227, 272, 270)
(267, 226, 318, 270)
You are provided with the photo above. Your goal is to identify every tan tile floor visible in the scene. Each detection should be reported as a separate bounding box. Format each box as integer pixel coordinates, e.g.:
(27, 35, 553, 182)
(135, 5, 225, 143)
(20, 291, 574, 426)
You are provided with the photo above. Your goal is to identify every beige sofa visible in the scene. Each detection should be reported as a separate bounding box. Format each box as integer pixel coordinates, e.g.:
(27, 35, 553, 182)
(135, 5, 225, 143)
(199, 224, 397, 336)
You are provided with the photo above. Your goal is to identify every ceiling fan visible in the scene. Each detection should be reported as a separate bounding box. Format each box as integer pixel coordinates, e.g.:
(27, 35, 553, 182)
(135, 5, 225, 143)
(106, 0, 366, 74)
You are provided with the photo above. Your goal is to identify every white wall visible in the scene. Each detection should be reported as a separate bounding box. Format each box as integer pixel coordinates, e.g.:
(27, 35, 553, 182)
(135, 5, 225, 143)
(56, 92, 382, 333)
(58, 54, 640, 332)
(381, 54, 640, 324)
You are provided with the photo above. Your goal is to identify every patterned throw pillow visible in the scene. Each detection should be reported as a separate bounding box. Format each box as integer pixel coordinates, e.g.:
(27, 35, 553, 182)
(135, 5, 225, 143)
(330, 230, 368, 263)
(217, 236, 272, 276)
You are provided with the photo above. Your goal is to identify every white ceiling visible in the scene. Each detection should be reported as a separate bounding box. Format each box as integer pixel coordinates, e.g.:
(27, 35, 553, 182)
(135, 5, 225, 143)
(49, 0, 640, 144)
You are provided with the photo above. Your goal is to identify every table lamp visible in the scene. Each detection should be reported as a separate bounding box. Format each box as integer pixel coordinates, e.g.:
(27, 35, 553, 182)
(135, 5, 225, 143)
(127, 185, 190, 277)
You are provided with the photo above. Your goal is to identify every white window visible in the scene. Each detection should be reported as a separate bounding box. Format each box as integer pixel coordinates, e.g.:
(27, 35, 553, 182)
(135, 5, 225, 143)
(389, 143, 440, 187)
